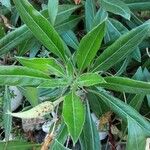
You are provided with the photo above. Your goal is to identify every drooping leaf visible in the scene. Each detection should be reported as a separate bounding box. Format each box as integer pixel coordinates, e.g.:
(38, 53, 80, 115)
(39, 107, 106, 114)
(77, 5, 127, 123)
(77, 73, 106, 87)
(63, 92, 85, 144)
(99, 76, 150, 94)
(93, 21, 150, 72)
(99, 0, 131, 20)
(88, 89, 150, 135)
(80, 100, 100, 150)
(3, 86, 12, 141)
(85, 0, 96, 32)
(126, 117, 146, 150)
(0, 66, 51, 86)
(13, 0, 69, 62)
(76, 22, 106, 72)
(48, 0, 59, 25)
(9, 98, 63, 119)
(17, 57, 65, 77)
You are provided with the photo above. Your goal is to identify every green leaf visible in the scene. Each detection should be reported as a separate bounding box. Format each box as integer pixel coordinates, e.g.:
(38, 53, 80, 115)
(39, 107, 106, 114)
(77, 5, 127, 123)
(105, 18, 141, 62)
(0, 25, 32, 56)
(55, 4, 82, 25)
(52, 140, 71, 150)
(55, 15, 83, 33)
(85, 0, 96, 32)
(129, 94, 145, 112)
(126, 117, 146, 150)
(0, 66, 51, 86)
(0, 5, 80, 56)
(80, 101, 100, 150)
(51, 123, 68, 149)
(48, 0, 59, 25)
(76, 22, 106, 72)
(89, 89, 150, 135)
(3, 86, 12, 141)
(13, 0, 68, 62)
(123, 0, 150, 11)
(87, 91, 109, 116)
(99, 0, 131, 20)
(21, 87, 39, 107)
(93, 22, 150, 72)
(77, 73, 106, 87)
(100, 76, 150, 94)
(92, 8, 108, 28)
(17, 57, 65, 77)
(63, 92, 85, 144)
(0, 141, 40, 150)
(0, 23, 5, 39)
(61, 30, 79, 50)
(38, 78, 68, 89)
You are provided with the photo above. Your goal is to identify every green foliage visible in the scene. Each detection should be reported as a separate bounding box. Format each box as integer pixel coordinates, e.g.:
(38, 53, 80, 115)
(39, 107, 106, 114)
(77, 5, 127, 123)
(0, 0, 150, 149)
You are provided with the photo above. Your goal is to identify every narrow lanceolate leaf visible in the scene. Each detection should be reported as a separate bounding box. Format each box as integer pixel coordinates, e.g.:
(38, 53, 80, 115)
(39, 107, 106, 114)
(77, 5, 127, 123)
(123, 0, 150, 11)
(17, 57, 65, 77)
(85, 0, 96, 32)
(0, 66, 50, 86)
(0, 5, 81, 56)
(0, 25, 32, 56)
(89, 89, 150, 135)
(48, 0, 59, 25)
(93, 22, 150, 72)
(3, 86, 12, 141)
(100, 76, 150, 94)
(63, 92, 85, 144)
(126, 117, 146, 150)
(76, 22, 106, 72)
(99, 0, 131, 20)
(9, 98, 62, 119)
(80, 101, 100, 150)
(77, 73, 106, 87)
(13, 0, 68, 62)
(38, 78, 68, 88)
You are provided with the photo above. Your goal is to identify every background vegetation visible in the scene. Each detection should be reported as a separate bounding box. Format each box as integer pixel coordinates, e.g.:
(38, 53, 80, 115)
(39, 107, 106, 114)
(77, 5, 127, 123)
(0, 0, 150, 149)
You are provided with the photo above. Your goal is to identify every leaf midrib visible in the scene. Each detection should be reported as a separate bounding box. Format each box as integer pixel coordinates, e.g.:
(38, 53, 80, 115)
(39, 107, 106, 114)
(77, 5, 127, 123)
(16, 1, 64, 60)
(93, 27, 147, 71)
(78, 24, 103, 71)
